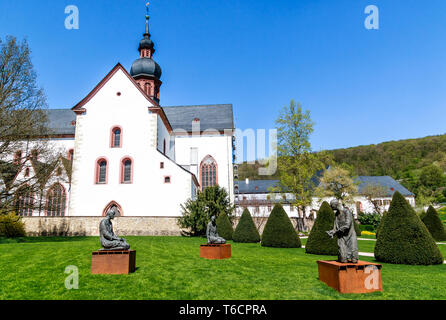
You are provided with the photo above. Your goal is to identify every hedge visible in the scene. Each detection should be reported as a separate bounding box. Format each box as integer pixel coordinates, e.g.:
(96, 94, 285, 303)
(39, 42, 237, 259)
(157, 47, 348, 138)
(261, 204, 301, 248)
(374, 191, 443, 265)
(305, 202, 338, 255)
(233, 208, 260, 243)
(216, 212, 233, 240)
(422, 206, 446, 242)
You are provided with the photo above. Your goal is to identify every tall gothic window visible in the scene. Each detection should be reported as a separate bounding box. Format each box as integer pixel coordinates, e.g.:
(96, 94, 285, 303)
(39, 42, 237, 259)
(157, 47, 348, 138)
(46, 184, 66, 217)
(111, 127, 122, 148)
(121, 158, 133, 184)
(16, 186, 33, 217)
(96, 159, 108, 184)
(200, 155, 217, 190)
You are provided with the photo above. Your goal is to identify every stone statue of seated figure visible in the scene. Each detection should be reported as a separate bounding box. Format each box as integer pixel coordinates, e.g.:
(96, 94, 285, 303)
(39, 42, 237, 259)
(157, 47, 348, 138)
(99, 205, 130, 250)
(206, 215, 226, 244)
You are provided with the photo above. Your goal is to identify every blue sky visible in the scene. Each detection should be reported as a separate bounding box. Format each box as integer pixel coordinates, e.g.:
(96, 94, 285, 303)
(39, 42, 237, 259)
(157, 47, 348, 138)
(1, 0, 445, 158)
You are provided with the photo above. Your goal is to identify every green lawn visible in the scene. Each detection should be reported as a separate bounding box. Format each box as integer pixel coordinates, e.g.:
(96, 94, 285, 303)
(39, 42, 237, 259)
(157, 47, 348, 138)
(1, 236, 446, 300)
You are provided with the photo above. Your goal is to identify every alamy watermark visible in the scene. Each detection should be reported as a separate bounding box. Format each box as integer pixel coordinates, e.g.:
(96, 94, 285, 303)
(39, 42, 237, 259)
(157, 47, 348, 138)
(65, 5, 79, 30)
(364, 5, 379, 30)
(65, 265, 79, 290)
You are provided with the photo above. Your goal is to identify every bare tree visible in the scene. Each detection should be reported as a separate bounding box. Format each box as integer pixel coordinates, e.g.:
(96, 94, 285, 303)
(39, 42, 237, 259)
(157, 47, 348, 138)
(0, 36, 59, 214)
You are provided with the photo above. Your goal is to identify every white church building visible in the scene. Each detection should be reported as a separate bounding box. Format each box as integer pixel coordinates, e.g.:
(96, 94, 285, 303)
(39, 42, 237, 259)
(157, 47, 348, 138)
(2, 11, 235, 235)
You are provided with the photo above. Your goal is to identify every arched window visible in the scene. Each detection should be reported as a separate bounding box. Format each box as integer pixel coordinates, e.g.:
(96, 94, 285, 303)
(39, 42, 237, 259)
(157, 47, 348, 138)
(111, 127, 122, 148)
(144, 83, 151, 96)
(200, 155, 218, 190)
(102, 201, 123, 217)
(120, 157, 133, 184)
(16, 186, 33, 217)
(96, 158, 108, 184)
(46, 184, 66, 217)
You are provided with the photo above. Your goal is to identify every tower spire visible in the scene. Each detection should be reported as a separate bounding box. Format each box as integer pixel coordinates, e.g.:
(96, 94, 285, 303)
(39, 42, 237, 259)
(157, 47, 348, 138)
(130, 1, 163, 103)
(145, 2, 150, 36)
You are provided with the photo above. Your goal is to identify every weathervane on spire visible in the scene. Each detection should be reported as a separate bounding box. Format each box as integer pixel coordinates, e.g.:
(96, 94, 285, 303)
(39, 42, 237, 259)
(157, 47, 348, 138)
(145, 1, 150, 36)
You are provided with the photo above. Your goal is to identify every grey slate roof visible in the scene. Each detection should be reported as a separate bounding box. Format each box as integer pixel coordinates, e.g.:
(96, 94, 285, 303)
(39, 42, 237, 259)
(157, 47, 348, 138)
(162, 104, 234, 132)
(356, 176, 414, 197)
(46, 109, 76, 135)
(236, 180, 281, 194)
(236, 176, 414, 197)
(46, 104, 234, 135)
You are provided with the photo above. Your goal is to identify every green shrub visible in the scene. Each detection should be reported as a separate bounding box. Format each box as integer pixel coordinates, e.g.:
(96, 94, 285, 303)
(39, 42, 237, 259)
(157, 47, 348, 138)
(216, 212, 233, 240)
(233, 209, 260, 243)
(178, 185, 234, 236)
(0, 213, 26, 238)
(359, 224, 375, 232)
(261, 204, 301, 248)
(357, 212, 381, 229)
(422, 206, 446, 242)
(305, 202, 337, 255)
(374, 191, 443, 265)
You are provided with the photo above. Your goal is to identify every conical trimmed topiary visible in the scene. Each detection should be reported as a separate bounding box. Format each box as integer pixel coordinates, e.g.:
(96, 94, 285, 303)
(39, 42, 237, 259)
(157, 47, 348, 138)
(233, 208, 260, 243)
(374, 191, 443, 265)
(305, 202, 338, 255)
(216, 212, 233, 240)
(261, 204, 301, 248)
(422, 206, 446, 241)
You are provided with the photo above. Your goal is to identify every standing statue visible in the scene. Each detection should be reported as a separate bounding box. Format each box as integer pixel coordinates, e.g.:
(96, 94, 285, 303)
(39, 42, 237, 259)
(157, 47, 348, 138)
(206, 215, 226, 244)
(99, 205, 130, 250)
(326, 199, 359, 263)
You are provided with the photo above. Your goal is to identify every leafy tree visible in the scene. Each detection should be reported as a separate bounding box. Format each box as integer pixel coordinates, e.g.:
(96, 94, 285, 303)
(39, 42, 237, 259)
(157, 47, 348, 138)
(305, 202, 337, 255)
(261, 204, 301, 248)
(216, 212, 233, 240)
(374, 191, 443, 265)
(420, 165, 444, 189)
(233, 208, 260, 243)
(272, 100, 329, 231)
(178, 185, 234, 237)
(422, 206, 446, 241)
(316, 165, 359, 204)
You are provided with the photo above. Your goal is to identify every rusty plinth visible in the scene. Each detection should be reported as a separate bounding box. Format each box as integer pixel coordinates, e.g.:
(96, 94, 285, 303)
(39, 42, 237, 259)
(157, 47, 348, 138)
(200, 244, 232, 260)
(91, 250, 136, 275)
(317, 260, 383, 294)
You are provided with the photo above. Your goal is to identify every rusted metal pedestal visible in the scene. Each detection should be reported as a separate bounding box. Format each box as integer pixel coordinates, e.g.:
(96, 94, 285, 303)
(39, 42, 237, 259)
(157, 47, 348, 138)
(200, 244, 231, 260)
(91, 250, 136, 275)
(317, 260, 382, 294)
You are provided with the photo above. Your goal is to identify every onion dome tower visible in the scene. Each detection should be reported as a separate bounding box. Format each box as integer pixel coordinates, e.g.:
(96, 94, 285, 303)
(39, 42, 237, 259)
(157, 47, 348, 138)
(130, 4, 162, 103)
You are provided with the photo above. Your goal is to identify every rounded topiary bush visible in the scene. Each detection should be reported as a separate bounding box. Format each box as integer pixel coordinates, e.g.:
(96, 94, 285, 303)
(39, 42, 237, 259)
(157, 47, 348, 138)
(233, 208, 260, 243)
(305, 202, 337, 255)
(261, 204, 301, 248)
(374, 191, 443, 265)
(422, 206, 446, 242)
(0, 213, 26, 238)
(216, 212, 233, 240)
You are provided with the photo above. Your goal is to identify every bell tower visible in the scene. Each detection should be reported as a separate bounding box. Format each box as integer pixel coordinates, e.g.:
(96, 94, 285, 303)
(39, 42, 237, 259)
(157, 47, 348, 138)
(130, 3, 162, 103)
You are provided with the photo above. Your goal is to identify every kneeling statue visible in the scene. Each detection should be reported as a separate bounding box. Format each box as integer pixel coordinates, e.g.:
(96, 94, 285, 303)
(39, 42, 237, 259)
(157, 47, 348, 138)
(207, 215, 226, 244)
(99, 205, 130, 250)
(326, 199, 359, 264)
